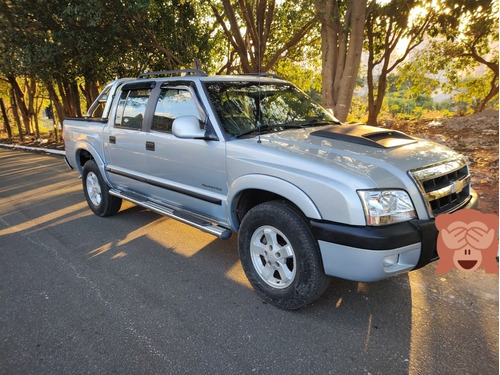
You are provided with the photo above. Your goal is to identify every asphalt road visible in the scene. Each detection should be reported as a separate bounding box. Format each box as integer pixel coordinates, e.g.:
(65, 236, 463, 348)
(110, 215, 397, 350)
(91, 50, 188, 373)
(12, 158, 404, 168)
(1, 148, 498, 375)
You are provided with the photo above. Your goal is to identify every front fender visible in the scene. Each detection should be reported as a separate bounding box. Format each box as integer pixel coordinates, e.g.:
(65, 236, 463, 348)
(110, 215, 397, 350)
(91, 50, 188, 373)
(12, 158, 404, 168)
(227, 174, 321, 230)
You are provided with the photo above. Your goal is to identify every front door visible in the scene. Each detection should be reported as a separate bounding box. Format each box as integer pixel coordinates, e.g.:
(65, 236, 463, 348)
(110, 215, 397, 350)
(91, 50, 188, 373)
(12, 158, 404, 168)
(144, 83, 227, 223)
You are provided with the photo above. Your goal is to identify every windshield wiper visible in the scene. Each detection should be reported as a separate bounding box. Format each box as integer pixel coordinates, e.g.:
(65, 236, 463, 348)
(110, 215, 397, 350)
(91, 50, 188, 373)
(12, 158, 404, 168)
(235, 124, 272, 138)
(279, 119, 341, 128)
(236, 123, 306, 138)
(307, 119, 341, 126)
(234, 120, 339, 138)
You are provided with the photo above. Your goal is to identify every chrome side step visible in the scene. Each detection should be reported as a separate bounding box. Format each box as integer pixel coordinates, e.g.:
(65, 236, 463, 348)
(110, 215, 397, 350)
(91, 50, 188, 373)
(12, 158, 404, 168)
(109, 189, 232, 240)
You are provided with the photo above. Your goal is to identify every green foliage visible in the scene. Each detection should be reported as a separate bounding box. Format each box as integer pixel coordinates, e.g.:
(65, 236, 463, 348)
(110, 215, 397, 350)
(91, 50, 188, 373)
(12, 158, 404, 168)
(346, 94, 368, 123)
(454, 73, 499, 109)
(0, 79, 11, 98)
(398, 0, 499, 113)
(208, 0, 318, 74)
(0, 0, 213, 84)
(0, 0, 497, 129)
(267, 1, 318, 62)
(366, 73, 456, 121)
(364, 0, 435, 124)
(273, 42, 322, 101)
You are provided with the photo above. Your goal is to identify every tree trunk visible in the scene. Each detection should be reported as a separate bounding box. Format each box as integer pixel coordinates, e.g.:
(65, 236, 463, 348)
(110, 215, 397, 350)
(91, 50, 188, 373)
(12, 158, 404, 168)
(365, 2, 432, 125)
(477, 75, 499, 112)
(0, 98, 12, 138)
(367, 73, 388, 125)
(366, 22, 391, 126)
(26, 78, 40, 138)
(58, 81, 74, 118)
(45, 81, 65, 126)
(10, 88, 23, 141)
(212, 0, 315, 74)
(315, 0, 367, 122)
(82, 80, 100, 111)
(34, 85, 45, 137)
(366, 15, 376, 125)
(334, 0, 366, 122)
(70, 81, 82, 117)
(320, 21, 337, 110)
(7, 76, 31, 134)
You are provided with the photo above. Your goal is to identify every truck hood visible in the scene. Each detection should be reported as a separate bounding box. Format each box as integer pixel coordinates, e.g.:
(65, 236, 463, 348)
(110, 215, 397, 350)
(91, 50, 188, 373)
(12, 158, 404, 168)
(232, 123, 462, 187)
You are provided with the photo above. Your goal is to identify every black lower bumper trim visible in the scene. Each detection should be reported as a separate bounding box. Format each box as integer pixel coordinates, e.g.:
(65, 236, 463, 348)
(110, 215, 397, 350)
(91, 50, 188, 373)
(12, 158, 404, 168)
(311, 219, 439, 269)
(310, 219, 423, 250)
(411, 220, 439, 269)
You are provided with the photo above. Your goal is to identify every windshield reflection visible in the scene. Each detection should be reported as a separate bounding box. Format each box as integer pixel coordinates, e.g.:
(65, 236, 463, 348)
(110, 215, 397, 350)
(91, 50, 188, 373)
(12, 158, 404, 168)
(204, 81, 340, 137)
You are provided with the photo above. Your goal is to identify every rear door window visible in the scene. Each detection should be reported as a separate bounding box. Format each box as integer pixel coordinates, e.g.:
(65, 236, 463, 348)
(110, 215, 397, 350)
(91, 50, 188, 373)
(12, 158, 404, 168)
(114, 88, 152, 129)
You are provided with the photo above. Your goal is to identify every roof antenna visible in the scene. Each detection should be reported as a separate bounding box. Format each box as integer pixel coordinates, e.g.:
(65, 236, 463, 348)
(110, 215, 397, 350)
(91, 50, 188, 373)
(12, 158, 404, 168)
(257, 8, 262, 144)
(257, 86, 262, 143)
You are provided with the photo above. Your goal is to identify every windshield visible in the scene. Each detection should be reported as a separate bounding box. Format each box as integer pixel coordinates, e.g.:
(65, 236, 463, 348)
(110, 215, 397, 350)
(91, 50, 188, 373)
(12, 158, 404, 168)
(203, 81, 339, 137)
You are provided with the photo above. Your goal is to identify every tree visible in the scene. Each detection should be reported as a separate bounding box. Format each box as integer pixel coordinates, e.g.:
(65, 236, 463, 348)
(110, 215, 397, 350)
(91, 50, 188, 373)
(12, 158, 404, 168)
(0, 0, 92, 121)
(0, 0, 214, 123)
(365, 0, 435, 125)
(398, 0, 499, 113)
(208, 0, 317, 74)
(116, 0, 213, 74)
(313, 0, 368, 122)
(0, 98, 12, 138)
(439, 0, 498, 112)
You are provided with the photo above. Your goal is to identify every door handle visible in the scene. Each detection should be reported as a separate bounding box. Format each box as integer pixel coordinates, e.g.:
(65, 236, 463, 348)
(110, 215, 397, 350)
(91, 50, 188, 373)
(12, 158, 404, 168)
(146, 141, 155, 151)
(109, 136, 116, 144)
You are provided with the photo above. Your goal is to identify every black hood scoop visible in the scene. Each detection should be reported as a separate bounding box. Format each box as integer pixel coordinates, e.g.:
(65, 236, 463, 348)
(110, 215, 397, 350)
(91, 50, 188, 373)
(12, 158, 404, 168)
(311, 124, 417, 149)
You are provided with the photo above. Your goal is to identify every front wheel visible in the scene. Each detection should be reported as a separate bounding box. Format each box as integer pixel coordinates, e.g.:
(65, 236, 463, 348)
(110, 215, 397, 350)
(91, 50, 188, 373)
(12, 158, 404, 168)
(238, 201, 330, 310)
(82, 160, 122, 217)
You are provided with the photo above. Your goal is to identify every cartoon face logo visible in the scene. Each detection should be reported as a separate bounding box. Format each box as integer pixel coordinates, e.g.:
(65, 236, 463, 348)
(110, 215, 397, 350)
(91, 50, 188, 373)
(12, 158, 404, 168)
(435, 209, 498, 274)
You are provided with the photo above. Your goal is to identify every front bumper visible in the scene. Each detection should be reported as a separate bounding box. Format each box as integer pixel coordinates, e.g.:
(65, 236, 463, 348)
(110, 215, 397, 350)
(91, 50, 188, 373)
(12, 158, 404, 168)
(311, 189, 478, 282)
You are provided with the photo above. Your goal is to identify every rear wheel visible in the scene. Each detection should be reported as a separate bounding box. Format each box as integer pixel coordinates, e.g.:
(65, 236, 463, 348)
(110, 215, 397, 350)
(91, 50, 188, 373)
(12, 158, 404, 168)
(82, 160, 121, 217)
(238, 200, 330, 310)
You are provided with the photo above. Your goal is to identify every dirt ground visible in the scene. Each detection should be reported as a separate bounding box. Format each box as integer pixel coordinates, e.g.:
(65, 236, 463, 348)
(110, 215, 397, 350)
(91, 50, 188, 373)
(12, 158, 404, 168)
(1, 110, 498, 215)
(385, 109, 499, 216)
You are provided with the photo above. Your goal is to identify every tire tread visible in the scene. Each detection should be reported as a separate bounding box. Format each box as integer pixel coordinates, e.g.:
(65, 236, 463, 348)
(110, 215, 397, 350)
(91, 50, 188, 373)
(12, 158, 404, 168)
(82, 160, 122, 217)
(238, 200, 330, 310)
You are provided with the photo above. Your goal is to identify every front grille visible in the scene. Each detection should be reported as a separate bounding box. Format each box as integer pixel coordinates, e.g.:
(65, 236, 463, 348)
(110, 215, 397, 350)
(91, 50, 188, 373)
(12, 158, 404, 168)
(410, 156, 472, 217)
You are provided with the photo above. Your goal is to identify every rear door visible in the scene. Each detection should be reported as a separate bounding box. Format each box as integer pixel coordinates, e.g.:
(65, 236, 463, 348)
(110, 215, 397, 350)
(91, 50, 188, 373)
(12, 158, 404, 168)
(104, 81, 155, 193)
(144, 82, 227, 222)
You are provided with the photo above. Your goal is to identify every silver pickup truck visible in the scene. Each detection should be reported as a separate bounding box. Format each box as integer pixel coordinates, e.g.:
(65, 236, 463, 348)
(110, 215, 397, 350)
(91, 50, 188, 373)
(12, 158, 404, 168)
(63, 69, 478, 309)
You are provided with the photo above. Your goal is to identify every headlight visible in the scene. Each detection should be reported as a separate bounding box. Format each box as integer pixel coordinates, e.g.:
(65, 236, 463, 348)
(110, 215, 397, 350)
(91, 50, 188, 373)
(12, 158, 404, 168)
(357, 190, 416, 225)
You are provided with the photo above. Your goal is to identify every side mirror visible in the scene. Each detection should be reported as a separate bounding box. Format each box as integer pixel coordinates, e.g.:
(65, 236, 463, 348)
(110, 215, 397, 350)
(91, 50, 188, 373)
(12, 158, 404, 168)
(172, 115, 206, 139)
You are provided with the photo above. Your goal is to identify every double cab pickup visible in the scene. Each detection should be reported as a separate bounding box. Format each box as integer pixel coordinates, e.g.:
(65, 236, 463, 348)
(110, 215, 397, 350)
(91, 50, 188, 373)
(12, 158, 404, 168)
(63, 69, 478, 309)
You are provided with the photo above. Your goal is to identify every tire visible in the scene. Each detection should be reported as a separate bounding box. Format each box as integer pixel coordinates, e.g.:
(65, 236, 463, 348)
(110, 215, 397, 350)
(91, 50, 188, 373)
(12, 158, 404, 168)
(82, 160, 122, 217)
(238, 200, 330, 310)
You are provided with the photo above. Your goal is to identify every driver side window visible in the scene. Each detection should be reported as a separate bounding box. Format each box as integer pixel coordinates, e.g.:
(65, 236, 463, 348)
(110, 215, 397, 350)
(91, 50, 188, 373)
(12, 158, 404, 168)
(152, 88, 200, 133)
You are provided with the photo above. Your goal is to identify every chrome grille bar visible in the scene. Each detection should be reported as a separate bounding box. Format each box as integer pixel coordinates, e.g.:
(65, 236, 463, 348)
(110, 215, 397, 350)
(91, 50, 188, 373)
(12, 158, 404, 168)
(409, 156, 472, 216)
